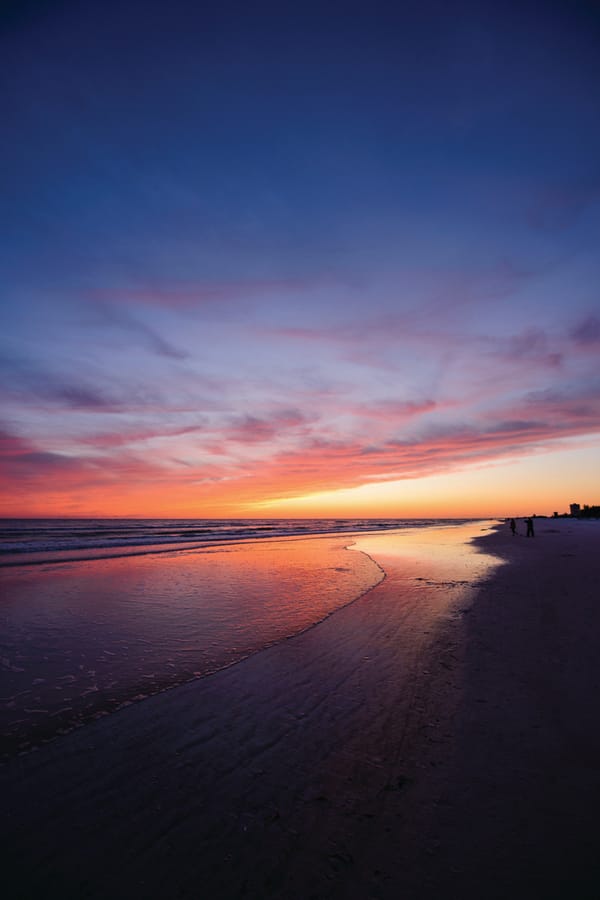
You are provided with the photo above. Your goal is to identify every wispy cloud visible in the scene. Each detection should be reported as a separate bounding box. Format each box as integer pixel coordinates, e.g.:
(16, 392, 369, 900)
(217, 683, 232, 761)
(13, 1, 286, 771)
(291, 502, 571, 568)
(224, 409, 315, 444)
(77, 423, 207, 450)
(0, 353, 166, 413)
(87, 302, 189, 360)
(485, 328, 563, 369)
(0, 354, 116, 410)
(570, 314, 600, 347)
(87, 276, 331, 312)
(0, 426, 92, 489)
(353, 399, 439, 419)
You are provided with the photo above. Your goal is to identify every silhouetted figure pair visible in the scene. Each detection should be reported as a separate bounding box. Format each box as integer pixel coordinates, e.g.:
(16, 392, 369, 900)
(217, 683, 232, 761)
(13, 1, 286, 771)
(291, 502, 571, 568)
(510, 518, 516, 536)
(526, 517, 535, 538)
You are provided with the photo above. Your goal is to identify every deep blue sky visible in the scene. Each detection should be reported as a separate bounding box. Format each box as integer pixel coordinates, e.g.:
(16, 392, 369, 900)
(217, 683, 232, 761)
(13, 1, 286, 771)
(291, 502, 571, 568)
(1, 0, 599, 515)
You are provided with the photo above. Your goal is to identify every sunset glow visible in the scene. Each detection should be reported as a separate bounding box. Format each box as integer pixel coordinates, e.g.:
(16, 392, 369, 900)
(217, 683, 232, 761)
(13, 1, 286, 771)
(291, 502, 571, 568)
(2, 1, 599, 519)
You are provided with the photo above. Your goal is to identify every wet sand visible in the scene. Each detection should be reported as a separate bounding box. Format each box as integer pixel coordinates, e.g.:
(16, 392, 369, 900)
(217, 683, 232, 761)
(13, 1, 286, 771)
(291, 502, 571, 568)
(2, 519, 600, 899)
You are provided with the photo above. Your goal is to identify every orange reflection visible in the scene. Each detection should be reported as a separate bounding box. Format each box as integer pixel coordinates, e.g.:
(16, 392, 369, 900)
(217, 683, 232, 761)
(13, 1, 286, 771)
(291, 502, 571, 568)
(0, 534, 383, 756)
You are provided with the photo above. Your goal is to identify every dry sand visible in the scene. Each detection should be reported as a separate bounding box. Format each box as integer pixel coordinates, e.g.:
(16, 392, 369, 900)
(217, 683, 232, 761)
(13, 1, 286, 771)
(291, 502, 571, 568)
(2, 518, 600, 899)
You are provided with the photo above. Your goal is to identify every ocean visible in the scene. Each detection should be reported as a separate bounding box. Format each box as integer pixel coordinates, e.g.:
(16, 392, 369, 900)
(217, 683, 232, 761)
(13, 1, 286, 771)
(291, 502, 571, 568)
(0, 518, 473, 758)
(0, 517, 465, 566)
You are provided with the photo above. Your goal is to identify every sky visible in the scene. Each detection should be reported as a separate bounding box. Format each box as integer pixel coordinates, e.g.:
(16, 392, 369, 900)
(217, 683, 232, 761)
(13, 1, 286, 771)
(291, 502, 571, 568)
(1, 0, 599, 518)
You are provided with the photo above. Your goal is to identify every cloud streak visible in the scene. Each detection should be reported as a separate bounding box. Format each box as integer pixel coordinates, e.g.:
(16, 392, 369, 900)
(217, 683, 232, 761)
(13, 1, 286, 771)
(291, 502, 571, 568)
(2, 290, 599, 515)
(2, 361, 598, 515)
(87, 302, 189, 360)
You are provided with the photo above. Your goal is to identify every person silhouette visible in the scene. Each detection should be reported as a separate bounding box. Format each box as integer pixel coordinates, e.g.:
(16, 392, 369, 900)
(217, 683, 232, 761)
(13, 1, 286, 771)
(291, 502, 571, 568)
(526, 517, 535, 538)
(510, 518, 516, 536)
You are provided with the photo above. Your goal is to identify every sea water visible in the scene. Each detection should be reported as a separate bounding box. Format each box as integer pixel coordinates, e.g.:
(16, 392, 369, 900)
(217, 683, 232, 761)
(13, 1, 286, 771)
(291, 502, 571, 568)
(0, 517, 462, 566)
(0, 518, 472, 757)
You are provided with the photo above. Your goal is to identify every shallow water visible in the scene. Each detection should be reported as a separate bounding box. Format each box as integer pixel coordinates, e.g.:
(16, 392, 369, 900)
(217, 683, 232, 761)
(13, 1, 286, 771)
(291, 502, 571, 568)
(0, 535, 383, 757)
(353, 521, 503, 591)
(0, 521, 502, 759)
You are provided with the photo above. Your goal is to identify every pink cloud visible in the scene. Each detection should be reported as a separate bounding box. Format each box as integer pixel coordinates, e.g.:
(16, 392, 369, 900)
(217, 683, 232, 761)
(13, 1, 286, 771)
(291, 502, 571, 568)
(2, 377, 599, 515)
(224, 409, 314, 444)
(346, 399, 440, 421)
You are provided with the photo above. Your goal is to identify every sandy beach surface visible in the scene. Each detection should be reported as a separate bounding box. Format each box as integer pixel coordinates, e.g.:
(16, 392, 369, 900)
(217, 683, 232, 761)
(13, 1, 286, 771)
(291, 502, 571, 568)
(2, 518, 600, 899)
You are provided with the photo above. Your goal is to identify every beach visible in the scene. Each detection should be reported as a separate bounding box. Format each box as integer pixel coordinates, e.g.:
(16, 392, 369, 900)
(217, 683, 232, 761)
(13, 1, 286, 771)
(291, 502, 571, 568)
(2, 518, 600, 899)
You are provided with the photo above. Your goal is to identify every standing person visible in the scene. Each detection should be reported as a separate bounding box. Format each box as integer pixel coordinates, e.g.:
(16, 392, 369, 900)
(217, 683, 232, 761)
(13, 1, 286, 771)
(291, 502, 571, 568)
(510, 518, 516, 536)
(526, 517, 535, 538)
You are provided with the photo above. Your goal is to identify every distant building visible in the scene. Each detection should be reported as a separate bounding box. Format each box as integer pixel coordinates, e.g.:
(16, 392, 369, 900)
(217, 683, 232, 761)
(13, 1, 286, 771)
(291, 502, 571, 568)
(581, 504, 600, 518)
(570, 503, 581, 517)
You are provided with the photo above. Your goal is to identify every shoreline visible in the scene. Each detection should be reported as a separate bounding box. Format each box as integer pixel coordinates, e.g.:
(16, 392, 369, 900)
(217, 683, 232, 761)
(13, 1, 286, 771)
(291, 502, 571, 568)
(2, 519, 599, 898)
